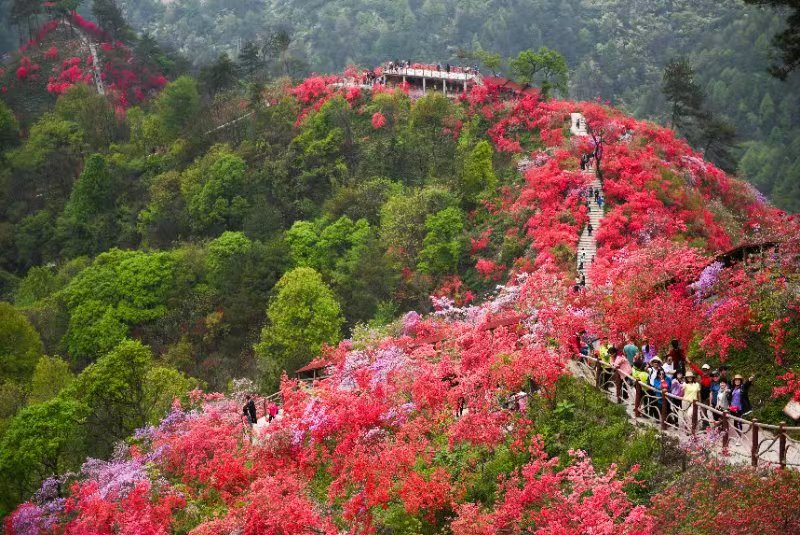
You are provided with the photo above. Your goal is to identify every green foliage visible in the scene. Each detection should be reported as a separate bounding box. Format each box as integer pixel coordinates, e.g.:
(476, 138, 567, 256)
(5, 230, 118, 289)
(56, 154, 121, 258)
(530, 376, 685, 501)
(206, 231, 253, 284)
(6, 112, 85, 208)
(61, 249, 177, 361)
(0, 302, 44, 382)
(287, 96, 352, 216)
(65, 339, 194, 455)
(509, 47, 568, 99)
(322, 178, 402, 226)
(200, 53, 239, 96)
(180, 145, 249, 235)
(461, 140, 497, 206)
(380, 186, 458, 268)
(92, 0, 132, 41)
(54, 85, 119, 150)
(14, 266, 59, 307)
(0, 98, 19, 154)
(29, 355, 74, 405)
(285, 216, 396, 325)
(255, 267, 343, 390)
(417, 207, 466, 276)
(744, 0, 800, 79)
(0, 397, 88, 511)
(13, 210, 57, 270)
(152, 76, 201, 143)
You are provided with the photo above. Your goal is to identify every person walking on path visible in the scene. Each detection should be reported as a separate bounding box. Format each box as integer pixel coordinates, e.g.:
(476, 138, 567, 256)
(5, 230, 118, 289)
(682, 371, 701, 429)
(243, 395, 257, 427)
(729, 374, 754, 431)
(612, 348, 633, 377)
(623, 337, 639, 366)
(588, 223, 593, 236)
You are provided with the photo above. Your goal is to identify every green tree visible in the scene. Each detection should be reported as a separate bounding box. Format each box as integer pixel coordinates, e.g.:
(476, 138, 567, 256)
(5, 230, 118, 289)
(0, 99, 19, 155)
(61, 249, 177, 361)
(153, 76, 201, 142)
(0, 302, 43, 383)
(380, 186, 457, 268)
(206, 230, 253, 284)
(417, 207, 466, 276)
(407, 93, 459, 181)
(91, 0, 132, 41)
(200, 53, 238, 96)
(662, 58, 707, 131)
(7, 113, 84, 208)
(54, 84, 119, 150)
(56, 154, 121, 258)
(744, 0, 800, 79)
(0, 398, 87, 512)
(13, 211, 57, 270)
(238, 41, 264, 78)
(29, 355, 74, 404)
(14, 266, 59, 307)
(509, 47, 568, 99)
(255, 267, 343, 390)
(65, 339, 194, 456)
(461, 140, 497, 206)
(180, 145, 249, 234)
(285, 217, 395, 324)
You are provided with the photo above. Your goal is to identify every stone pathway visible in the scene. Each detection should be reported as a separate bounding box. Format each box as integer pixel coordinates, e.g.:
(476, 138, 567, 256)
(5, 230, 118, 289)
(572, 113, 602, 287)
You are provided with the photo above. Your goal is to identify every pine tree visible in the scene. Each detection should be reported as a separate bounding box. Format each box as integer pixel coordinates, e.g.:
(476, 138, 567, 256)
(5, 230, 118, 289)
(92, 0, 132, 41)
(199, 53, 238, 96)
(237, 41, 263, 79)
(744, 0, 800, 79)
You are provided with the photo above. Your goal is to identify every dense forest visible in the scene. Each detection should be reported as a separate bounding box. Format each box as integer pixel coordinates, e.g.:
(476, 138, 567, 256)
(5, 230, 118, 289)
(1, 0, 800, 531)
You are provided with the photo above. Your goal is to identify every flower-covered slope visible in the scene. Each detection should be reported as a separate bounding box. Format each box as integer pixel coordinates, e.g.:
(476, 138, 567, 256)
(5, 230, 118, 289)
(1, 13, 166, 117)
(6, 75, 800, 534)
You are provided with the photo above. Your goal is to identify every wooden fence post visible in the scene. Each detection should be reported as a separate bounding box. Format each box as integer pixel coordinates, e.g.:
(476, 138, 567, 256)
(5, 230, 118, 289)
(751, 419, 759, 467)
(614, 371, 622, 403)
(691, 401, 698, 435)
(779, 421, 787, 469)
(634, 381, 642, 418)
(660, 397, 667, 431)
(721, 411, 729, 451)
(595, 361, 602, 389)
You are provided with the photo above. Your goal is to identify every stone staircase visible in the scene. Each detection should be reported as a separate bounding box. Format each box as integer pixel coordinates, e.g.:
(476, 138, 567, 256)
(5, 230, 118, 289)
(570, 112, 588, 136)
(571, 113, 602, 287)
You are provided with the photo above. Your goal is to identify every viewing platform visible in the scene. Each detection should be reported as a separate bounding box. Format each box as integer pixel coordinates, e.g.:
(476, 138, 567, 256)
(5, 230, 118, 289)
(382, 63, 482, 95)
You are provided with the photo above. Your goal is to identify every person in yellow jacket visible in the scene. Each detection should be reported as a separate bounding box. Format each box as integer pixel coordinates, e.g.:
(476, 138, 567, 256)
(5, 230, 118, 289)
(683, 371, 701, 404)
(681, 371, 702, 429)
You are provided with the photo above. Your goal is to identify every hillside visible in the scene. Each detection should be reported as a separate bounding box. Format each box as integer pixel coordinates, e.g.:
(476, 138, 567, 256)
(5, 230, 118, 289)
(2, 70, 800, 532)
(0, 12, 166, 125)
(100, 0, 800, 211)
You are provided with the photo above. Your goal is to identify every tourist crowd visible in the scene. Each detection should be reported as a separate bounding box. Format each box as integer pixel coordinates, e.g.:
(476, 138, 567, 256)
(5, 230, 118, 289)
(574, 333, 756, 426)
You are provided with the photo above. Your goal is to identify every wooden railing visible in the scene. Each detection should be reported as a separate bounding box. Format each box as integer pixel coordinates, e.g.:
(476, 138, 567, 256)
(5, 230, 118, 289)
(572, 354, 800, 469)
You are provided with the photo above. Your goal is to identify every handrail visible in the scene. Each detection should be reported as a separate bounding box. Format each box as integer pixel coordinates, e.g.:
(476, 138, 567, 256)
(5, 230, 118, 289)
(574, 353, 800, 468)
